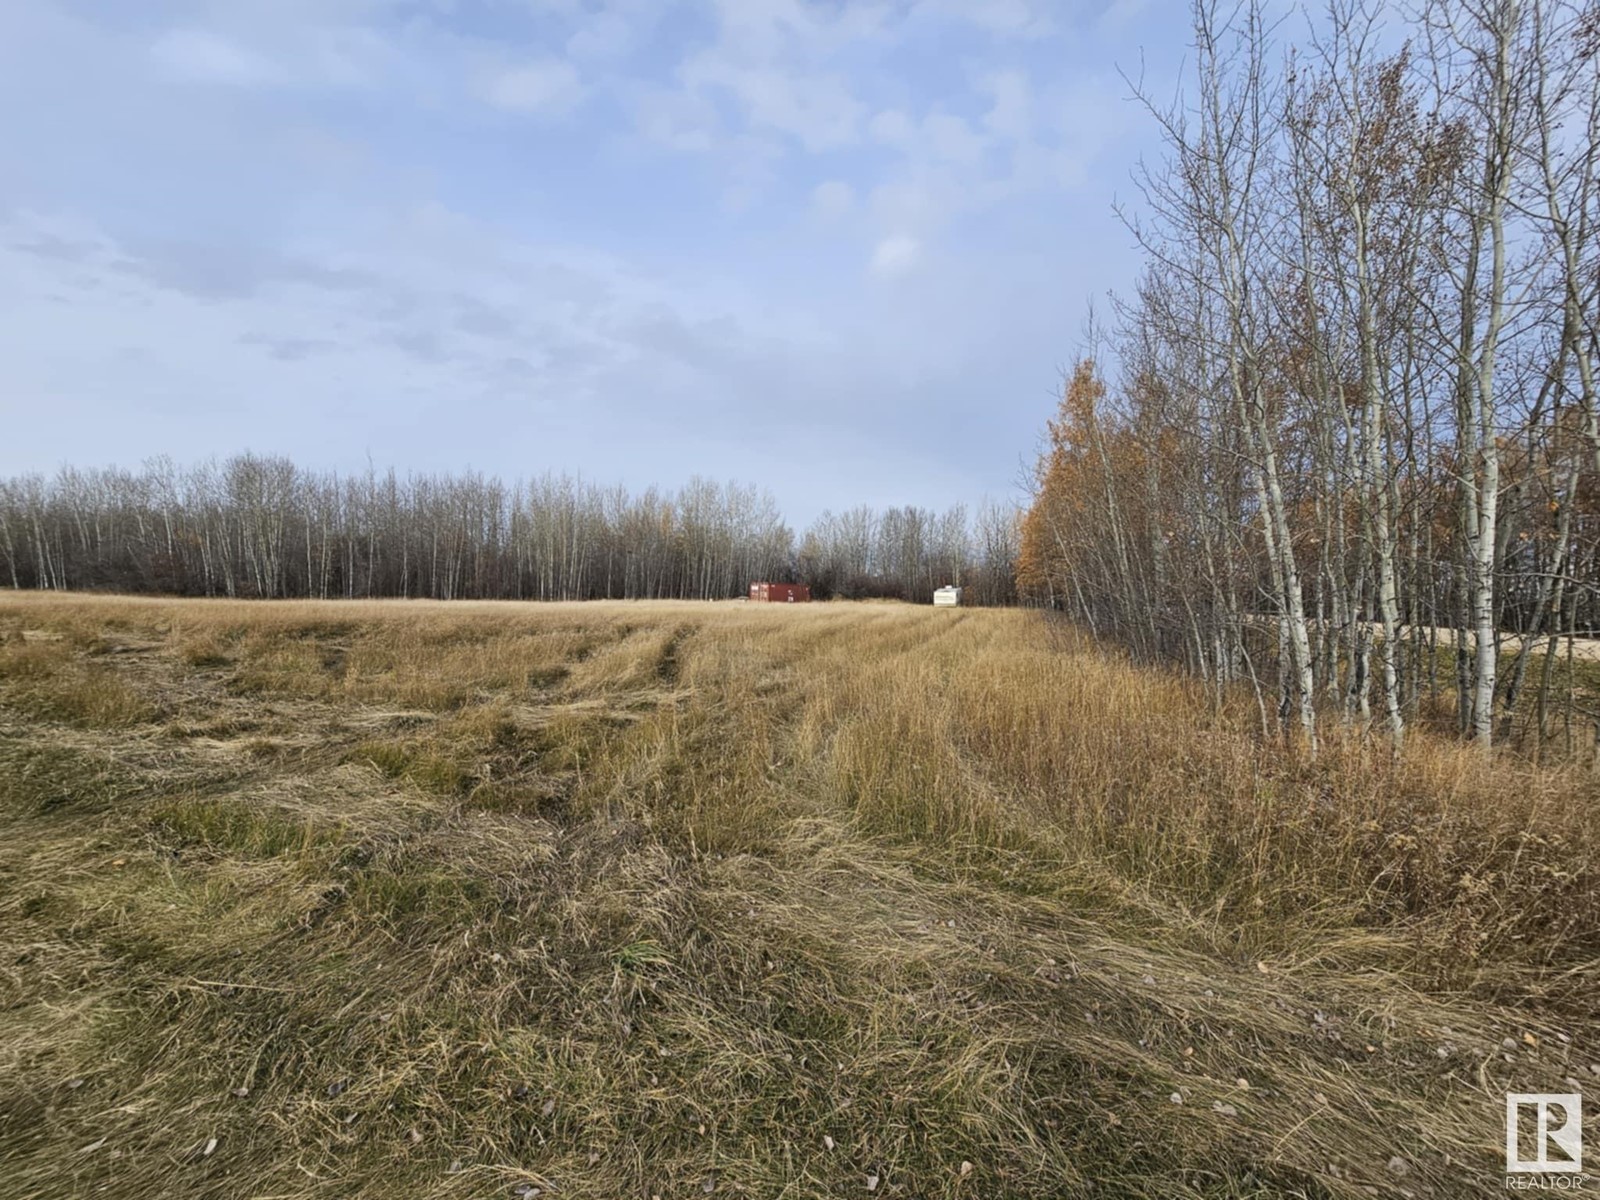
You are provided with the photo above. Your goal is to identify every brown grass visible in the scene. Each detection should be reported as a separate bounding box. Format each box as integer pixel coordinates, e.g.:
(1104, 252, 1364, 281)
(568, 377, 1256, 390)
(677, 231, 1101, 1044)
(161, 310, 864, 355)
(0, 591, 1594, 1199)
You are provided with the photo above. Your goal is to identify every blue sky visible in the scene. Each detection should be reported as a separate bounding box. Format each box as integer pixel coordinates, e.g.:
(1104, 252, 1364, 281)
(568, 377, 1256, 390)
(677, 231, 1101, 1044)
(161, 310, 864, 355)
(0, 0, 1184, 523)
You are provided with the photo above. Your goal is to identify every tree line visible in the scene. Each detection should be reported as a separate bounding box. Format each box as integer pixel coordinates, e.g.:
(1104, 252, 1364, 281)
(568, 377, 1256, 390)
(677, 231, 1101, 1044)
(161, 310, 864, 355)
(1020, 0, 1600, 755)
(0, 455, 1017, 606)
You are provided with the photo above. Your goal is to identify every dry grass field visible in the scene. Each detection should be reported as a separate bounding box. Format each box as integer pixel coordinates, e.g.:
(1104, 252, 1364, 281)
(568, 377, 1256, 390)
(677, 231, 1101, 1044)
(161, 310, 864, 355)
(0, 593, 1596, 1199)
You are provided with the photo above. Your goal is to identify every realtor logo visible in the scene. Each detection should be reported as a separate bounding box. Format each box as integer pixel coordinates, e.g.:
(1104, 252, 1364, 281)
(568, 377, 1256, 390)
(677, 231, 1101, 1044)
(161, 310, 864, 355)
(1507, 1094, 1583, 1174)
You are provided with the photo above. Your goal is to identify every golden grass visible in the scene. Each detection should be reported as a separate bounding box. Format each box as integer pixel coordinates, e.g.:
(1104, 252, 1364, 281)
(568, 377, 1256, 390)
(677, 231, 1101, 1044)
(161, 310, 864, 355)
(0, 591, 1594, 1199)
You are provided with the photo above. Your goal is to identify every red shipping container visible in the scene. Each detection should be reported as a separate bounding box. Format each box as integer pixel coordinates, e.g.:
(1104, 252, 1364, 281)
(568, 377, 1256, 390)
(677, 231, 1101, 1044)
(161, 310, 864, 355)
(748, 582, 811, 603)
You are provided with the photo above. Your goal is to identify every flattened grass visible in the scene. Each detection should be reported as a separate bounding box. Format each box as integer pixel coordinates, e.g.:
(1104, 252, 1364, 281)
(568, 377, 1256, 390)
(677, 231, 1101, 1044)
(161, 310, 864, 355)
(0, 742, 134, 816)
(0, 592, 1593, 1199)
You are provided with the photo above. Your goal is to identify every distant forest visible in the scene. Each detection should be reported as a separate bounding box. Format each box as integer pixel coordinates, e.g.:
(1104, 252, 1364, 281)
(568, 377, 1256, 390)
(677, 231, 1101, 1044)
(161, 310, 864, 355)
(0, 456, 1019, 606)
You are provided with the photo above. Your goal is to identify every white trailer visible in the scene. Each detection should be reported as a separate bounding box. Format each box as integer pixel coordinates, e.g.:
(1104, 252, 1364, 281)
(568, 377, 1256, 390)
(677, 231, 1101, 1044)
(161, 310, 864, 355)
(933, 586, 962, 607)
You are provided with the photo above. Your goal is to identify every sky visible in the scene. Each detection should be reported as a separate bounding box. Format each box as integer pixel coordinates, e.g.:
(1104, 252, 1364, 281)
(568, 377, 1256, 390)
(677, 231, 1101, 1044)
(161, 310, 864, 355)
(0, 0, 1188, 525)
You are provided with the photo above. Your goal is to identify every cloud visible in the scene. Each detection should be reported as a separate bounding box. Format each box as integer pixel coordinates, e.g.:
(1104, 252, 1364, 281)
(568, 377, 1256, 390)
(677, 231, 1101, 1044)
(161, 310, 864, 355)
(868, 181, 948, 234)
(869, 234, 921, 278)
(869, 109, 915, 146)
(981, 70, 1032, 141)
(680, 53, 864, 151)
(0, 0, 1173, 523)
(922, 113, 986, 167)
(0, 203, 839, 461)
(643, 0, 897, 166)
(922, 0, 1058, 38)
(1099, 0, 1153, 31)
(145, 18, 402, 93)
(150, 29, 279, 86)
(633, 85, 720, 152)
(811, 180, 855, 220)
(613, 2, 1124, 234)
(112, 237, 380, 302)
(239, 333, 338, 362)
(480, 60, 584, 116)
(566, 11, 632, 62)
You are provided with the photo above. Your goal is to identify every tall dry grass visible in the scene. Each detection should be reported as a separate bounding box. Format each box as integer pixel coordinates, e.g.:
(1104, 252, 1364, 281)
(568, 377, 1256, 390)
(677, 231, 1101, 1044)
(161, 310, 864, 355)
(0, 591, 1594, 1199)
